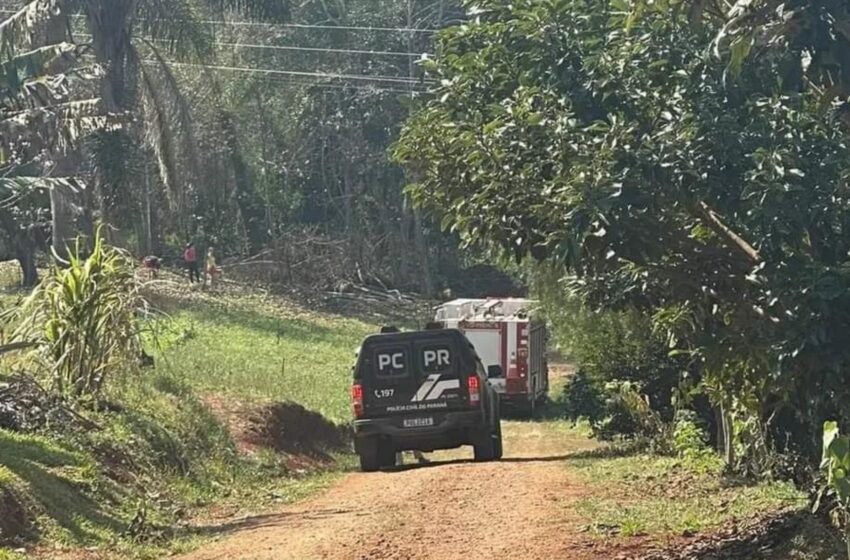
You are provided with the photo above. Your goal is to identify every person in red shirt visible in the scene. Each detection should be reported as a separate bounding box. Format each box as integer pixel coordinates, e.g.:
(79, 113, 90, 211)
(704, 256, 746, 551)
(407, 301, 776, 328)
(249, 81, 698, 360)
(184, 242, 200, 283)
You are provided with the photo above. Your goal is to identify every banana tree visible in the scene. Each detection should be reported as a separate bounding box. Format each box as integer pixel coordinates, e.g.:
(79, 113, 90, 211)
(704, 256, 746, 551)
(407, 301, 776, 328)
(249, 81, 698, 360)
(1, 32, 111, 285)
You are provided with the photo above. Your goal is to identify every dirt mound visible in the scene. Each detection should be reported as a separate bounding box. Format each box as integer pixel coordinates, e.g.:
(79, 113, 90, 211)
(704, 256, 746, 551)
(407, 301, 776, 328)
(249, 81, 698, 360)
(0, 375, 76, 433)
(203, 396, 350, 470)
(247, 402, 351, 459)
(0, 483, 35, 545)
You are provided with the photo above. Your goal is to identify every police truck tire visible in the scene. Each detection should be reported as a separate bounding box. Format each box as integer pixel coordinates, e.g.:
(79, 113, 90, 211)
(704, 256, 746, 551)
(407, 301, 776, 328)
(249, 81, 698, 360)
(359, 449, 381, 472)
(473, 429, 496, 461)
(378, 443, 397, 468)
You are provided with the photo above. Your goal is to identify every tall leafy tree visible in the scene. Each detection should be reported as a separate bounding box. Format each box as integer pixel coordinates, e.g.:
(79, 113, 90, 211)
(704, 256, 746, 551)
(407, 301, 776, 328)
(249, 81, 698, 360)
(395, 0, 850, 462)
(632, 0, 850, 108)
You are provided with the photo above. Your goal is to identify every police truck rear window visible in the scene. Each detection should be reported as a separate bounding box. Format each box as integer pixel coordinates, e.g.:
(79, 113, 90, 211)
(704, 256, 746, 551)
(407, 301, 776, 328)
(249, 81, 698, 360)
(373, 346, 409, 377)
(419, 343, 454, 375)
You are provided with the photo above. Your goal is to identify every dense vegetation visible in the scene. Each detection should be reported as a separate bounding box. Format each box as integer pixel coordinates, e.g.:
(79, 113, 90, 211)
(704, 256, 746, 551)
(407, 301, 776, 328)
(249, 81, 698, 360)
(4, 0, 850, 556)
(396, 0, 850, 474)
(0, 0, 475, 293)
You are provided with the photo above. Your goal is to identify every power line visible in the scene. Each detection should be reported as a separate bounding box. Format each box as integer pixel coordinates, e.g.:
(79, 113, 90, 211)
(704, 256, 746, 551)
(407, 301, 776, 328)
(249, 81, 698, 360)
(143, 59, 436, 85)
(207, 40, 433, 58)
(197, 20, 439, 34)
(210, 40, 431, 58)
(0, 9, 439, 34)
(150, 64, 427, 94)
(246, 75, 426, 95)
(75, 32, 432, 58)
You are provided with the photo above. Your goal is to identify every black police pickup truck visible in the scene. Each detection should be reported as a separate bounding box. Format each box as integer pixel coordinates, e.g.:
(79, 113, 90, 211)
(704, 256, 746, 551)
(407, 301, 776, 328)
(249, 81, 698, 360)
(351, 327, 503, 472)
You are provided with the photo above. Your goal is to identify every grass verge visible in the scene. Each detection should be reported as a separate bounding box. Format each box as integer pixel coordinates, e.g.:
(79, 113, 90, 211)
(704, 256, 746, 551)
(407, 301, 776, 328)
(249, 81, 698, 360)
(0, 368, 349, 559)
(569, 452, 807, 538)
(0, 275, 378, 559)
(148, 287, 376, 423)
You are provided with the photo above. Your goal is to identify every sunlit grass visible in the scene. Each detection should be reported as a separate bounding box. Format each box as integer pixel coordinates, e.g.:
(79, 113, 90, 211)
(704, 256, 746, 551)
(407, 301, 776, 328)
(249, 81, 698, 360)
(150, 294, 377, 423)
(570, 453, 806, 537)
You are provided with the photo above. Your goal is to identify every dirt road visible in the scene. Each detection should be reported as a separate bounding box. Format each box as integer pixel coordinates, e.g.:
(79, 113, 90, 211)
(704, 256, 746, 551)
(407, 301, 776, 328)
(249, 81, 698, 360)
(180, 420, 607, 560)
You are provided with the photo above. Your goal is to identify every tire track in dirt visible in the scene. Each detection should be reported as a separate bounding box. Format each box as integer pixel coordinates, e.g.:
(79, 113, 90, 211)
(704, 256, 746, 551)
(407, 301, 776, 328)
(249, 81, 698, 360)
(180, 420, 607, 560)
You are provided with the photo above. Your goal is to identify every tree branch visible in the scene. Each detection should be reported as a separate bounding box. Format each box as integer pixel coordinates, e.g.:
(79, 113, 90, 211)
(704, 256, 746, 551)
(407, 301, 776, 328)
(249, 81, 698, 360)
(696, 201, 761, 263)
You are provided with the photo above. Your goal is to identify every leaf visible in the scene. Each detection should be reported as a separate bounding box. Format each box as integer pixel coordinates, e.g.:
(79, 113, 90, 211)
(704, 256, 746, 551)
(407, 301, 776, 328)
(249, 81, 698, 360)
(727, 34, 753, 78)
(0, 177, 83, 194)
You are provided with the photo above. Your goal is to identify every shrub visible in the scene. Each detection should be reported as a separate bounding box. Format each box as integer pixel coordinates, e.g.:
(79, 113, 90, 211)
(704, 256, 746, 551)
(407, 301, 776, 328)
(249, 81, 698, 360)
(673, 410, 712, 461)
(7, 229, 145, 398)
(562, 370, 606, 425)
(535, 272, 685, 436)
(818, 421, 850, 560)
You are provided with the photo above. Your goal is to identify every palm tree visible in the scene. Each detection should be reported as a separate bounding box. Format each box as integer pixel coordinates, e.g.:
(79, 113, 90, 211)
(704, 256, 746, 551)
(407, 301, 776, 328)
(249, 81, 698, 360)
(1, 0, 289, 251)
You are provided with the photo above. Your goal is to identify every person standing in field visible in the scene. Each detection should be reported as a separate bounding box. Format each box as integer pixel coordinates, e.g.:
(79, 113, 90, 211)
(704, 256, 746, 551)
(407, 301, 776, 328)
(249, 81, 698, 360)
(184, 242, 200, 283)
(206, 247, 220, 288)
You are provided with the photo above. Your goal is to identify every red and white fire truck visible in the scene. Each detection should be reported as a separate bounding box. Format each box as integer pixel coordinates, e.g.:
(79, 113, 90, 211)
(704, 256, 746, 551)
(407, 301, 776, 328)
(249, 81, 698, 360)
(433, 298, 548, 415)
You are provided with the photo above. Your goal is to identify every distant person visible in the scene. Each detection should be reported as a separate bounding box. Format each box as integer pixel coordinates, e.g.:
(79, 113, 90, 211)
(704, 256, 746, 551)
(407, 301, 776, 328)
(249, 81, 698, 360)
(206, 247, 221, 288)
(184, 242, 199, 283)
(141, 255, 161, 279)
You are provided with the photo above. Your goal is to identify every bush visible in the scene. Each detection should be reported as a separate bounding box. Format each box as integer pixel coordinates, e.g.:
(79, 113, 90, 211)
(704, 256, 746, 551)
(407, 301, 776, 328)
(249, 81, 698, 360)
(673, 410, 712, 461)
(562, 370, 605, 424)
(536, 272, 682, 424)
(7, 229, 145, 398)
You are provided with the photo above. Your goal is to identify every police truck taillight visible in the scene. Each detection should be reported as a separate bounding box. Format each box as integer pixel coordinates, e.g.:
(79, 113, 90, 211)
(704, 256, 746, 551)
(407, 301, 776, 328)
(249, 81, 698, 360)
(467, 375, 480, 407)
(352, 384, 364, 418)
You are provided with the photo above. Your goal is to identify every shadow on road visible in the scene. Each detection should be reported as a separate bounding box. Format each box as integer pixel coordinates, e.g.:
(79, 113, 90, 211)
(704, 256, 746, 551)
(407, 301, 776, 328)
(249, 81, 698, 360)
(383, 453, 577, 473)
(194, 507, 356, 536)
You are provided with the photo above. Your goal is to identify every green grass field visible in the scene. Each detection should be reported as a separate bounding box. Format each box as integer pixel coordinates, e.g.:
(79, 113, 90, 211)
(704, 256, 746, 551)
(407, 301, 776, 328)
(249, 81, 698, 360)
(148, 289, 377, 423)
(0, 273, 373, 559)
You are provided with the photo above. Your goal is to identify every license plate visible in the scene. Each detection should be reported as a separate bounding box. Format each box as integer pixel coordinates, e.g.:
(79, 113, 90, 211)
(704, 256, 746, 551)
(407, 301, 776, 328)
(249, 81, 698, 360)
(403, 417, 434, 428)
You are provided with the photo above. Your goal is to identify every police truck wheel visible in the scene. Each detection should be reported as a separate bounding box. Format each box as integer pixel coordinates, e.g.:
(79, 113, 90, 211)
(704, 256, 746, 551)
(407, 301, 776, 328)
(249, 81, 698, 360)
(473, 430, 496, 462)
(377, 443, 397, 468)
(359, 450, 381, 472)
(358, 439, 384, 472)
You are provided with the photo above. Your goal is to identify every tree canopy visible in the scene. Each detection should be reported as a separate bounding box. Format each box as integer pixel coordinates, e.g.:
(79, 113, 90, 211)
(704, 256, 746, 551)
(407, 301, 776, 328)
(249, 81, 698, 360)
(394, 0, 850, 457)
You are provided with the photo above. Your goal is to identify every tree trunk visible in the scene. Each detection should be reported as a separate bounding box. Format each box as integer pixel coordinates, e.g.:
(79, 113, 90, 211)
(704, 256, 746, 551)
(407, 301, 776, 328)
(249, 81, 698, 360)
(44, 12, 78, 261)
(719, 403, 735, 468)
(220, 111, 266, 254)
(412, 207, 433, 296)
(49, 183, 75, 261)
(0, 211, 39, 287)
(16, 241, 39, 287)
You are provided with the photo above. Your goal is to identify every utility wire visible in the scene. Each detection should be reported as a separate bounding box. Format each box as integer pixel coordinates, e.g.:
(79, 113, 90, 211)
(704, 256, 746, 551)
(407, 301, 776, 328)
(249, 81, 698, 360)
(0, 9, 439, 34)
(143, 59, 436, 85)
(244, 75, 426, 95)
(74, 32, 432, 58)
(196, 20, 439, 34)
(144, 63, 427, 94)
